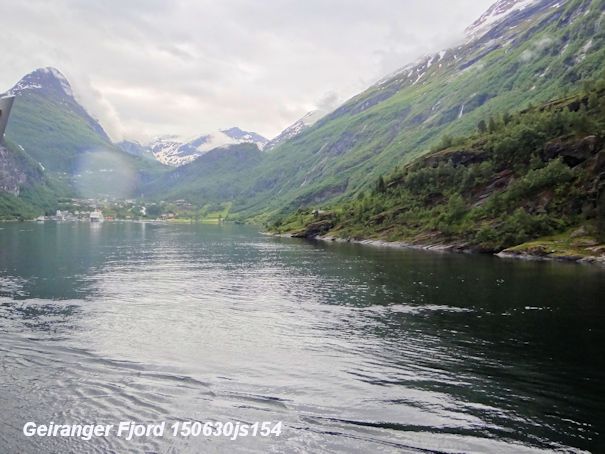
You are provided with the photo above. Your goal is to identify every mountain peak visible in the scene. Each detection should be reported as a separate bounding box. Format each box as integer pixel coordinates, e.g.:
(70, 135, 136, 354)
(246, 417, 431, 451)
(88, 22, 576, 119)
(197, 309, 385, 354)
(220, 127, 268, 145)
(9, 67, 74, 98)
(221, 126, 246, 136)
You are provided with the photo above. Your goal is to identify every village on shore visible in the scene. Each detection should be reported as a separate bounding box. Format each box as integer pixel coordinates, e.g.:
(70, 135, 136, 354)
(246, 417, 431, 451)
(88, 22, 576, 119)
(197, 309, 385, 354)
(32, 198, 228, 224)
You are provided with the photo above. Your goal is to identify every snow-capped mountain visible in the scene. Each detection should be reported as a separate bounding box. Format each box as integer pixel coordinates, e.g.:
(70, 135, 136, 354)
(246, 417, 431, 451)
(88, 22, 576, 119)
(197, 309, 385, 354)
(1, 67, 116, 172)
(5, 67, 111, 145)
(148, 128, 268, 166)
(265, 110, 326, 151)
(7, 66, 75, 99)
(147, 135, 185, 165)
(221, 127, 268, 145)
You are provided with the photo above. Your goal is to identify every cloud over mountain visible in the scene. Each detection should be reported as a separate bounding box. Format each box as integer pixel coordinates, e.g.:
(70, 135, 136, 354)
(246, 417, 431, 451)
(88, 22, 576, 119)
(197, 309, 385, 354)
(0, 0, 492, 142)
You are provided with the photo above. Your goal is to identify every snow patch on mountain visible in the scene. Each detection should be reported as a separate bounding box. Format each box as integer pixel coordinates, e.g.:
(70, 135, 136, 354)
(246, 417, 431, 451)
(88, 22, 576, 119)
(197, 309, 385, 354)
(369, 0, 566, 93)
(265, 110, 326, 151)
(149, 135, 188, 166)
(8, 67, 74, 98)
(465, 0, 540, 40)
(148, 128, 268, 166)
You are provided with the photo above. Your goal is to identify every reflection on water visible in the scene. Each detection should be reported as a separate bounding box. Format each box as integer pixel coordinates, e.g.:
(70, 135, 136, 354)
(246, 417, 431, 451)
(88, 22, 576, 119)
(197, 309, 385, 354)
(0, 222, 603, 453)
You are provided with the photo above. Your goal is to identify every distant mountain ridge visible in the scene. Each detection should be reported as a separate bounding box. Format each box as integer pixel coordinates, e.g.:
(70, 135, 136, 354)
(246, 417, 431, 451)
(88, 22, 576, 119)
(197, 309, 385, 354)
(143, 127, 268, 166)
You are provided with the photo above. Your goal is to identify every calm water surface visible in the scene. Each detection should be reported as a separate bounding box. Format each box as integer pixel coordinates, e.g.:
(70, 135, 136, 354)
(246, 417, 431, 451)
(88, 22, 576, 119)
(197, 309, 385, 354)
(0, 222, 603, 453)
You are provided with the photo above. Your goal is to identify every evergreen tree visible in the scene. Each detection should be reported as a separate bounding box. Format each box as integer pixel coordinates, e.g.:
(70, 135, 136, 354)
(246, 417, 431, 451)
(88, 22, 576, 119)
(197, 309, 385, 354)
(477, 119, 487, 133)
(376, 175, 387, 194)
(488, 117, 497, 133)
(573, 104, 593, 134)
(588, 92, 599, 110)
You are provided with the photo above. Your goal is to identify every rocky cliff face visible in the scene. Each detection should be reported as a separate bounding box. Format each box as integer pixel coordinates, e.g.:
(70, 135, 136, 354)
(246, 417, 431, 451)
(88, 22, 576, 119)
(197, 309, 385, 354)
(0, 143, 42, 196)
(0, 146, 26, 195)
(0, 90, 44, 203)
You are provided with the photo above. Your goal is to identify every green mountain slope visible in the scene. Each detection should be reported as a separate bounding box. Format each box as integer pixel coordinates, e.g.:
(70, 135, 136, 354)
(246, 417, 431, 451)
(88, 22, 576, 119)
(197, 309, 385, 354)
(5, 67, 112, 173)
(249, 0, 605, 216)
(143, 143, 264, 203)
(147, 0, 605, 221)
(272, 83, 605, 262)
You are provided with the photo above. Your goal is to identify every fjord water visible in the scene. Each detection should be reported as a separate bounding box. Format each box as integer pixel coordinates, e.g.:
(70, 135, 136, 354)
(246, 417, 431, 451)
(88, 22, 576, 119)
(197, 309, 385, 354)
(0, 223, 603, 453)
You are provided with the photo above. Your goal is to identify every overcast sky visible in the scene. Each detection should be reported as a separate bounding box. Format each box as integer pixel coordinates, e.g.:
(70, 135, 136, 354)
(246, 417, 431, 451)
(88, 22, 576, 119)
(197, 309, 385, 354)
(0, 0, 493, 142)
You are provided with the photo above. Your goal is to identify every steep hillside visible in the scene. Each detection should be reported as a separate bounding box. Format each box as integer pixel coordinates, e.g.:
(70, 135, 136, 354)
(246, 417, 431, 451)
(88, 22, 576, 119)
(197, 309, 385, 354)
(0, 141, 42, 196)
(272, 83, 605, 263)
(254, 0, 603, 214)
(0, 140, 63, 219)
(0, 90, 62, 219)
(179, 0, 602, 219)
(143, 143, 264, 202)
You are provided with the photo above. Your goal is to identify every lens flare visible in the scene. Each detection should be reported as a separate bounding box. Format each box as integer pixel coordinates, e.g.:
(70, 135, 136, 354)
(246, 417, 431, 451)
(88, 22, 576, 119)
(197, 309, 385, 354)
(73, 147, 138, 199)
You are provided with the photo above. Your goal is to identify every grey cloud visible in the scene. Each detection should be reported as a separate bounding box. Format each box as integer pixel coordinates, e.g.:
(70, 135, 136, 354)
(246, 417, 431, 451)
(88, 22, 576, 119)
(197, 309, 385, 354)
(315, 91, 340, 113)
(0, 0, 494, 141)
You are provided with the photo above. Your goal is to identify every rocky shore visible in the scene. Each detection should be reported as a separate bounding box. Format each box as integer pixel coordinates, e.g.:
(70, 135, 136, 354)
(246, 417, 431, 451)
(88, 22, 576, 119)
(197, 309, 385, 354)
(274, 228, 605, 267)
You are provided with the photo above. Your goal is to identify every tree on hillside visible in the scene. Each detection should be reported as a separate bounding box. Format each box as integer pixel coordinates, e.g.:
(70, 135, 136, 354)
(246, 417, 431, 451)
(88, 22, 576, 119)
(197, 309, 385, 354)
(588, 92, 599, 110)
(502, 112, 512, 126)
(477, 120, 487, 133)
(488, 117, 497, 133)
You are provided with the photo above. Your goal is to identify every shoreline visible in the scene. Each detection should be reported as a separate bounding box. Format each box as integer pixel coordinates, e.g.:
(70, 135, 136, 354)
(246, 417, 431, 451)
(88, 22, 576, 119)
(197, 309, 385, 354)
(271, 232, 605, 267)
